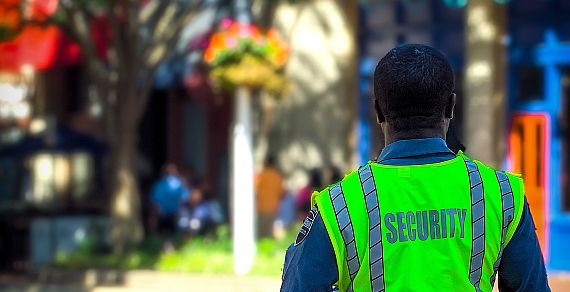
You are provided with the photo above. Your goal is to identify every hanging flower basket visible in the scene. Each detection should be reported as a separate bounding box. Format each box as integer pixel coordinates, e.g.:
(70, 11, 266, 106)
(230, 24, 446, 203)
(204, 19, 289, 95)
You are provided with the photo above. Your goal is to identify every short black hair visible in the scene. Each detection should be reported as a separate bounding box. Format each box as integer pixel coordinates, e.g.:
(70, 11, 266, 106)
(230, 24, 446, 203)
(374, 44, 455, 132)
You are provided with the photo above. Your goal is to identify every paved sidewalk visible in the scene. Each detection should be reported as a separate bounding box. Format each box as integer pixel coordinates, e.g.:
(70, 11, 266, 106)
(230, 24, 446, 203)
(548, 272, 570, 292)
(93, 271, 281, 292)
(96, 272, 570, 292)
(0, 271, 281, 292)
(2, 270, 570, 291)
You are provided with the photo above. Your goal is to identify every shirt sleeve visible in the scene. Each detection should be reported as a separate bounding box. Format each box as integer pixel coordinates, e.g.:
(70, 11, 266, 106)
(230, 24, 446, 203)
(281, 212, 338, 292)
(498, 198, 551, 292)
(180, 185, 190, 202)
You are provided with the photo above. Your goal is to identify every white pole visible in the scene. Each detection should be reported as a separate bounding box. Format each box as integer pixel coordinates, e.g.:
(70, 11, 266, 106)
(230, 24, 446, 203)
(232, 86, 256, 275)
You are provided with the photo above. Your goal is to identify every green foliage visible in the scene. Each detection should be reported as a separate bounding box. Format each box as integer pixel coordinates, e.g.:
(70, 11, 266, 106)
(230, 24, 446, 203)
(209, 38, 271, 68)
(54, 224, 299, 277)
(209, 55, 288, 95)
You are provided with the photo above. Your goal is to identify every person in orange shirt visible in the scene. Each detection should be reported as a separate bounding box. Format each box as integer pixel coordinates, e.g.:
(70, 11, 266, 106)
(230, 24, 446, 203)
(256, 155, 285, 238)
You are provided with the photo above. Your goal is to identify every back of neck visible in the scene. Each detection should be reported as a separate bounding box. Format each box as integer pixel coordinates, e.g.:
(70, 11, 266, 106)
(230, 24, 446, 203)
(384, 128, 446, 146)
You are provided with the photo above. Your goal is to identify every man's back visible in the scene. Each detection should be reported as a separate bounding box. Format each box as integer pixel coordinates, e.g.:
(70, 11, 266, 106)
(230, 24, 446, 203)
(280, 44, 549, 291)
(281, 138, 549, 291)
(313, 150, 523, 291)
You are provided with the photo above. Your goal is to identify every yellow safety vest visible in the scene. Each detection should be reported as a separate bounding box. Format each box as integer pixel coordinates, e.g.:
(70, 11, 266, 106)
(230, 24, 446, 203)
(312, 152, 525, 291)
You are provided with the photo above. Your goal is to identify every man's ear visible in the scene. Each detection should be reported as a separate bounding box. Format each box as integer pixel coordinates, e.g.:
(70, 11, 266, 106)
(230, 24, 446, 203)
(445, 93, 456, 119)
(374, 99, 385, 124)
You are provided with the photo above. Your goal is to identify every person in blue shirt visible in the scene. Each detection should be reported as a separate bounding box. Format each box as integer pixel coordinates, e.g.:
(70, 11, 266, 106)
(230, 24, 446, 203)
(183, 179, 224, 236)
(149, 163, 190, 234)
(281, 44, 549, 291)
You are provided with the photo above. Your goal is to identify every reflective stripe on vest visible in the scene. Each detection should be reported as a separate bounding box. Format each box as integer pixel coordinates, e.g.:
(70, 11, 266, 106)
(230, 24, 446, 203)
(490, 171, 515, 286)
(329, 183, 360, 291)
(464, 158, 485, 291)
(358, 165, 385, 292)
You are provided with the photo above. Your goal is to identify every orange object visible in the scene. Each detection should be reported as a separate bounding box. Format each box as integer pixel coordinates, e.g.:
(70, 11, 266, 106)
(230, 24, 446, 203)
(0, 0, 20, 28)
(255, 167, 284, 214)
(203, 19, 289, 67)
(508, 113, 549, 253)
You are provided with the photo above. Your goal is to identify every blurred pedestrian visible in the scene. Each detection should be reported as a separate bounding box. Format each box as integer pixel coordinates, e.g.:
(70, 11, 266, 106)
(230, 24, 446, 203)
(180, 179, 224, 237)
(281, 44, 549, 291)
(324, 166, 343, 185)
(274, 189, 296, 239)
(180, 166, 196, 193)
(295, 169, 322, 218)
(149, 163, 190, 235)
(255, 155, 284, 238)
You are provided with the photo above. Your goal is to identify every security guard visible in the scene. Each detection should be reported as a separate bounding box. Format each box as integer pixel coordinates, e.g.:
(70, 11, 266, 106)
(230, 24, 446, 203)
(281, 44, 549, 291)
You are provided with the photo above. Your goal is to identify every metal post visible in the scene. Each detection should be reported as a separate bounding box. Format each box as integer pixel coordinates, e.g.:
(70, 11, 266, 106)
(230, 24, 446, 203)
(231, 0, 255, 275)
(231, 87, 256, 275)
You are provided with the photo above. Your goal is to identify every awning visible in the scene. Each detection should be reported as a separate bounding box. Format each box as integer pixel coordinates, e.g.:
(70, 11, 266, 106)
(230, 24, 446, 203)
(0, 123, 107, 158)
(0, 26, 81, 72)
(0, 0, 80, 72)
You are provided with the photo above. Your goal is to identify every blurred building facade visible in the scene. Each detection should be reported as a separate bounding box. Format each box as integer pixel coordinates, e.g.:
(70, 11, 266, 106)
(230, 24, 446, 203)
(357, 0, 570, 271)
(1, 0, 570, 273)
(0, 20, 109, 270)
(265, 1, 358, 192)
(505, 0, 570, 271)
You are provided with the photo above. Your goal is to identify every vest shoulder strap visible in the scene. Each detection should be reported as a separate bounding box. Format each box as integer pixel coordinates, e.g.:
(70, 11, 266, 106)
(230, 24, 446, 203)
(311, 167, 365, 291)
(501, 171, 525, 246)
(461, 154, 526, 289)
(311, 166, 360, 207)
(459, 153, 525, 245)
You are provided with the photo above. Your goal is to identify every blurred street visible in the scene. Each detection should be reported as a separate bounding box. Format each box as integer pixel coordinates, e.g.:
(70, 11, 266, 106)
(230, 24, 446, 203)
(92, 273, 281, 292)
(2, 271, 570, 291)
(0, 271, 281, 292)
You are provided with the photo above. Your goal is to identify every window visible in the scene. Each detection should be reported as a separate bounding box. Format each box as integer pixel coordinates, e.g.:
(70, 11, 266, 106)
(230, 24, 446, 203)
(0, 157, 21, 203)
(26, 151, 95, 209)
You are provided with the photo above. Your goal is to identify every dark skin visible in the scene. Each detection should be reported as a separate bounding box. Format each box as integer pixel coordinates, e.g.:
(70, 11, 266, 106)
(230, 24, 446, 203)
(374, 93, 457, 145)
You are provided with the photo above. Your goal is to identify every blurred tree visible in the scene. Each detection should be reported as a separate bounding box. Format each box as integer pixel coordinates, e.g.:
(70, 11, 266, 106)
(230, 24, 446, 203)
(46, 0, 298, 256)
(253, 0, 303, 31)
(464, 0, 507, 167)
(54, 0, 211, 253)
(0, 0, 213, 253)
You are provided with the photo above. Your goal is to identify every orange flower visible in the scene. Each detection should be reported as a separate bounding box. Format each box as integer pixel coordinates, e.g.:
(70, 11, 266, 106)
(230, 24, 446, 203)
(204, 22, 289, 67)
(204, 47, 216, 63)
(210, 34, 226, 50)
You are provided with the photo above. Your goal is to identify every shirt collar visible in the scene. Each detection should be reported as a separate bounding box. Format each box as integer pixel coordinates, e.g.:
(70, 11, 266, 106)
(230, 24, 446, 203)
(377, 138, 455, 163)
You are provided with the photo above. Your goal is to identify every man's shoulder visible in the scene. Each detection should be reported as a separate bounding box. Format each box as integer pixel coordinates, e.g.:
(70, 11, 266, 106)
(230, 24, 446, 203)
(326, 166, 363, 190)
(310, 167, 362, 206)
(459, 151, 523, 181)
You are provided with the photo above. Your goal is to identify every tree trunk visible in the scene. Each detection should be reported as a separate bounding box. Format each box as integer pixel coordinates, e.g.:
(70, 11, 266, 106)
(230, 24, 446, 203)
(107, 86, 144, 254)
(341, 0, 360, 168)
(464, 0, 507, 167)
(231, 86, 256, 275)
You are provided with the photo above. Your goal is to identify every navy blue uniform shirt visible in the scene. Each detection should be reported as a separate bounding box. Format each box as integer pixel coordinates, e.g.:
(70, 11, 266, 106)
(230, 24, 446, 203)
(281, 138, 550, 292)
